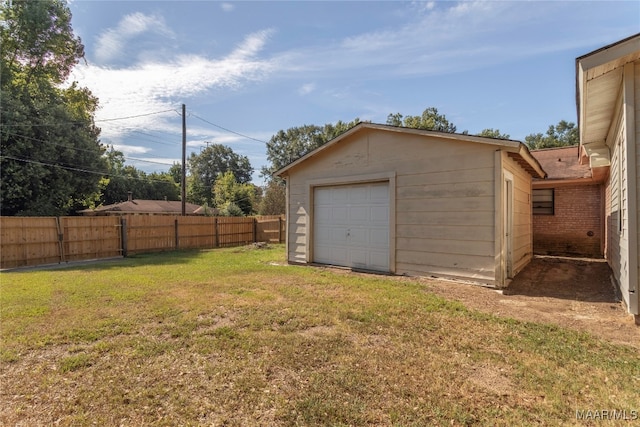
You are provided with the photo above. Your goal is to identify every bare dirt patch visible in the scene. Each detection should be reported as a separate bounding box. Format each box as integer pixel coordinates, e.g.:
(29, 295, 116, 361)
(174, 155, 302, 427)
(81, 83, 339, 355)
(420, 256, 640, 348)
(466, 363, 515, 397)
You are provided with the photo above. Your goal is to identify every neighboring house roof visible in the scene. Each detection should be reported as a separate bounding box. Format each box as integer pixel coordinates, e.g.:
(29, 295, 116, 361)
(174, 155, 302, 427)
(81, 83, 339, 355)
(275, 122, 546, 179)
(530, 146, 592, 182)
(80, 200, 206, 215)
(576, 33, 640, 167)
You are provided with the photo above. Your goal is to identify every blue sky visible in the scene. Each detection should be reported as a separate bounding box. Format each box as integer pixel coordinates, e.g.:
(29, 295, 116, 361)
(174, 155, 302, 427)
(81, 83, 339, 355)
(66, 1, 640, 183)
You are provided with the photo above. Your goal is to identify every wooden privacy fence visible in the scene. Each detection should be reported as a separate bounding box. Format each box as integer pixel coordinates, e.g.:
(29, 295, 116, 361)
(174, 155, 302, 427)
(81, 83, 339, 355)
(1, 215, 285, 269)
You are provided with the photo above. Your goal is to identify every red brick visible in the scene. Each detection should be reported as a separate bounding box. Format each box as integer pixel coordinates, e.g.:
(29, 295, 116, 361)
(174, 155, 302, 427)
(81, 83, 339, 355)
(533, 184, 603, 257)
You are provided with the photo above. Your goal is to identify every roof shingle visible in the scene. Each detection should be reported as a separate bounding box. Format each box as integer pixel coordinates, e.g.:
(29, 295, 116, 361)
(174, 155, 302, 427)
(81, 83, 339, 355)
(530, 146, 591, 180)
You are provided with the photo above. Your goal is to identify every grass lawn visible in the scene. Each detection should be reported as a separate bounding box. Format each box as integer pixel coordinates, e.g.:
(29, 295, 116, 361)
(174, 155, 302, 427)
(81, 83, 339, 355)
(1, 245, 638, 426)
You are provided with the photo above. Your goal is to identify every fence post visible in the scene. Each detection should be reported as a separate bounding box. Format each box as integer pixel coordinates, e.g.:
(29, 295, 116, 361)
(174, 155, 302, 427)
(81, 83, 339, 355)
(174, 218, 179, 250)
(55, 217, 66, 263)
(253, 218, 258, 243)
(214, 218, 219, 248)
(278, 217, 283, 243)
(120, 218, 128, 257)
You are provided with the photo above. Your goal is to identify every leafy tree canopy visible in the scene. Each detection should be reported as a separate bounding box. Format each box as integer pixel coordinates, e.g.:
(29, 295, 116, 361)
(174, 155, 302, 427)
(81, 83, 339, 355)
(258, 180, 286, 216)
(187, 143, 253, 206)
(386, 107, 456, 133)
(525, 120, 578, 150)
(98, 148, 180, 205)
(1, 0, 105, 216)
(1, 0, 84, 84)
(168, 162, 182, 185)
(476, 128, 511, 139)
(213, 171, 258, 216)
(262, 119, 361, 179)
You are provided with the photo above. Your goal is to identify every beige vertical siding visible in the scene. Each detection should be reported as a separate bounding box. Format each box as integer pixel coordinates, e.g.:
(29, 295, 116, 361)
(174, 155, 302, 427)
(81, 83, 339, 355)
(284, 128, 522, 284)
(605, 90, 630, 306)
(503, 155, 534, 276)
(634, 60, 640, 306)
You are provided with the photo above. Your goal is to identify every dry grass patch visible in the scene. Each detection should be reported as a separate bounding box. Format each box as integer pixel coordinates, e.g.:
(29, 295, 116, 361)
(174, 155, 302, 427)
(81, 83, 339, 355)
(1, 245, 638, 426)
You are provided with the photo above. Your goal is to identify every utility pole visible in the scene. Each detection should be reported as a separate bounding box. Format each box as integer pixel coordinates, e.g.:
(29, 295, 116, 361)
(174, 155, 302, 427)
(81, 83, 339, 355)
(181, 104, 186, 216)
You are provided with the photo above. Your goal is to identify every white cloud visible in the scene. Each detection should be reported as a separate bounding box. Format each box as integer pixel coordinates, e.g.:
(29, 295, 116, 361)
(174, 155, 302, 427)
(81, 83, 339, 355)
(111, 144, 150, 155)
(221, 3, 235, 12)
(226, 29, 274, 62)
(95, 12, 175, 64)
(298, 83, 316, 96)
(71, 30, 277, 142)
(275, 1, 601, 79)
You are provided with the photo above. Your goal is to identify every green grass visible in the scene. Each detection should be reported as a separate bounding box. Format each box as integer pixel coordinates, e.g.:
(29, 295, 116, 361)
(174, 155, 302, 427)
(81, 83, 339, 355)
(1, 244, 638, 426)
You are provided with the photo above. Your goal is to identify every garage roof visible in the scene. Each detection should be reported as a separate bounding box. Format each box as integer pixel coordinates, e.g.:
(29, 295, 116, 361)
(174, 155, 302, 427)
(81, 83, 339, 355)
(275, 123, 546, 179)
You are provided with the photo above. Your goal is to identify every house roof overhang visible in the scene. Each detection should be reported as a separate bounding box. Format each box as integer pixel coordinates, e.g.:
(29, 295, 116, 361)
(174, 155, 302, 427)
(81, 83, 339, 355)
(79, 200, 205, 215)
(576, 33, 640, 166)
(274, 123, 546, 179)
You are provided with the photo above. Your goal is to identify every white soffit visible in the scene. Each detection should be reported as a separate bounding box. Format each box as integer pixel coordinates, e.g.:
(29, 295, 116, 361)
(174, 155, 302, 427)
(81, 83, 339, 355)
(578, 35, 640, 148)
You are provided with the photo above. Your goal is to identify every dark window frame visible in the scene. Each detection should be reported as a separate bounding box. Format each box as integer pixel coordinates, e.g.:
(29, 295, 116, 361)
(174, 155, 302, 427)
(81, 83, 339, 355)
(532, 188, 554, 215)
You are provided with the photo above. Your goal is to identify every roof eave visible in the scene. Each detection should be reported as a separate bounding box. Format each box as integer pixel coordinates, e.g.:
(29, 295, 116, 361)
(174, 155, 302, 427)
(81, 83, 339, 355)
(274, 123, 367, 177)
(275, 123, 534, 177)
(503, 144, 547, 179)
(576, 33, 640, 149)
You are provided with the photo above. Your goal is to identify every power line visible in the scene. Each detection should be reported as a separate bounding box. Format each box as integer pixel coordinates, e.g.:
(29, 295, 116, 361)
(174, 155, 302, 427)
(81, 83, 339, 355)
(189, 113, 269, 144)
(3, 131, 176, 167)
(0, 108, 178, 128)
(129, 129, 180, 144)
(1, 155, 177, 184)
(2, 155, 106, 176)
(125, 157, 175, 167)
(3, 131, 102, 155)
(124, 132, 180, 147)
(95, 109, 178, 123)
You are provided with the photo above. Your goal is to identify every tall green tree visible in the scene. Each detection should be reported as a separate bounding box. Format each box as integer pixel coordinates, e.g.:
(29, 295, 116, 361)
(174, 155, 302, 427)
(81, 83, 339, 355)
(212, 171, 257, 216)
(386, 107, 457, 133)
(258, 180, 286, 216)
(99, 148, 180, 204)
(146, 171, 181, 201)
(477, 128, 511, 139)
(168, 162, 182, 186)
(187, 143, 253, 206)
(525, 120, 578, 150)
(262, 118, 361, 179)
(1, 0, 105, 216)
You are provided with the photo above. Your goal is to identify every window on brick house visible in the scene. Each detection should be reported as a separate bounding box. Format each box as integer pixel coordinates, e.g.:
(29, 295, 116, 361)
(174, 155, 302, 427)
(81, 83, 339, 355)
(533, 189, 554, 215)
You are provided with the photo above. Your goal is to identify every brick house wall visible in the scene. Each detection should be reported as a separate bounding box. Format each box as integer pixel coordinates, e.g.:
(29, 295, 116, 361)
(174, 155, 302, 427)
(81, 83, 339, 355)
(533, 184, 603, 257)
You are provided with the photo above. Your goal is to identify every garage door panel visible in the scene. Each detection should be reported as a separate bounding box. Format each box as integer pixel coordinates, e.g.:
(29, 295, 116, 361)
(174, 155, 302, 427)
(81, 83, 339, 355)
(350, 249, 368, 267)
(369, 251, 389, 269)
(330, 227, 348, 243)
(350, 186, 370, 201)
(370, 184, 389, 200)
(315, 189, 332, 204)
(314, 226, 330, 241)
(331, 207, 348, 224)
(313, 182, 389, 272)
(348, 228, 369, 245)
(315, 245, 346, 264)
(370, 206, 389, 222)
(315, 206, 331, 223)
(331, 187, 349, 203)
(369, 228, 388, 246)
(349, 206, 370, 222)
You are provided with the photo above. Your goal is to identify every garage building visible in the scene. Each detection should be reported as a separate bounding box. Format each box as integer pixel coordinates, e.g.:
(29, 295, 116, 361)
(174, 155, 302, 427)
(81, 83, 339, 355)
(275, 123, 545, 286)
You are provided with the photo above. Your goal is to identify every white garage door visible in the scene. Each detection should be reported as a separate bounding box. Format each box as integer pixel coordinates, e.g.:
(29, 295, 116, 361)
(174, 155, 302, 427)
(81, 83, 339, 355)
(313, 182, 389, 272)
